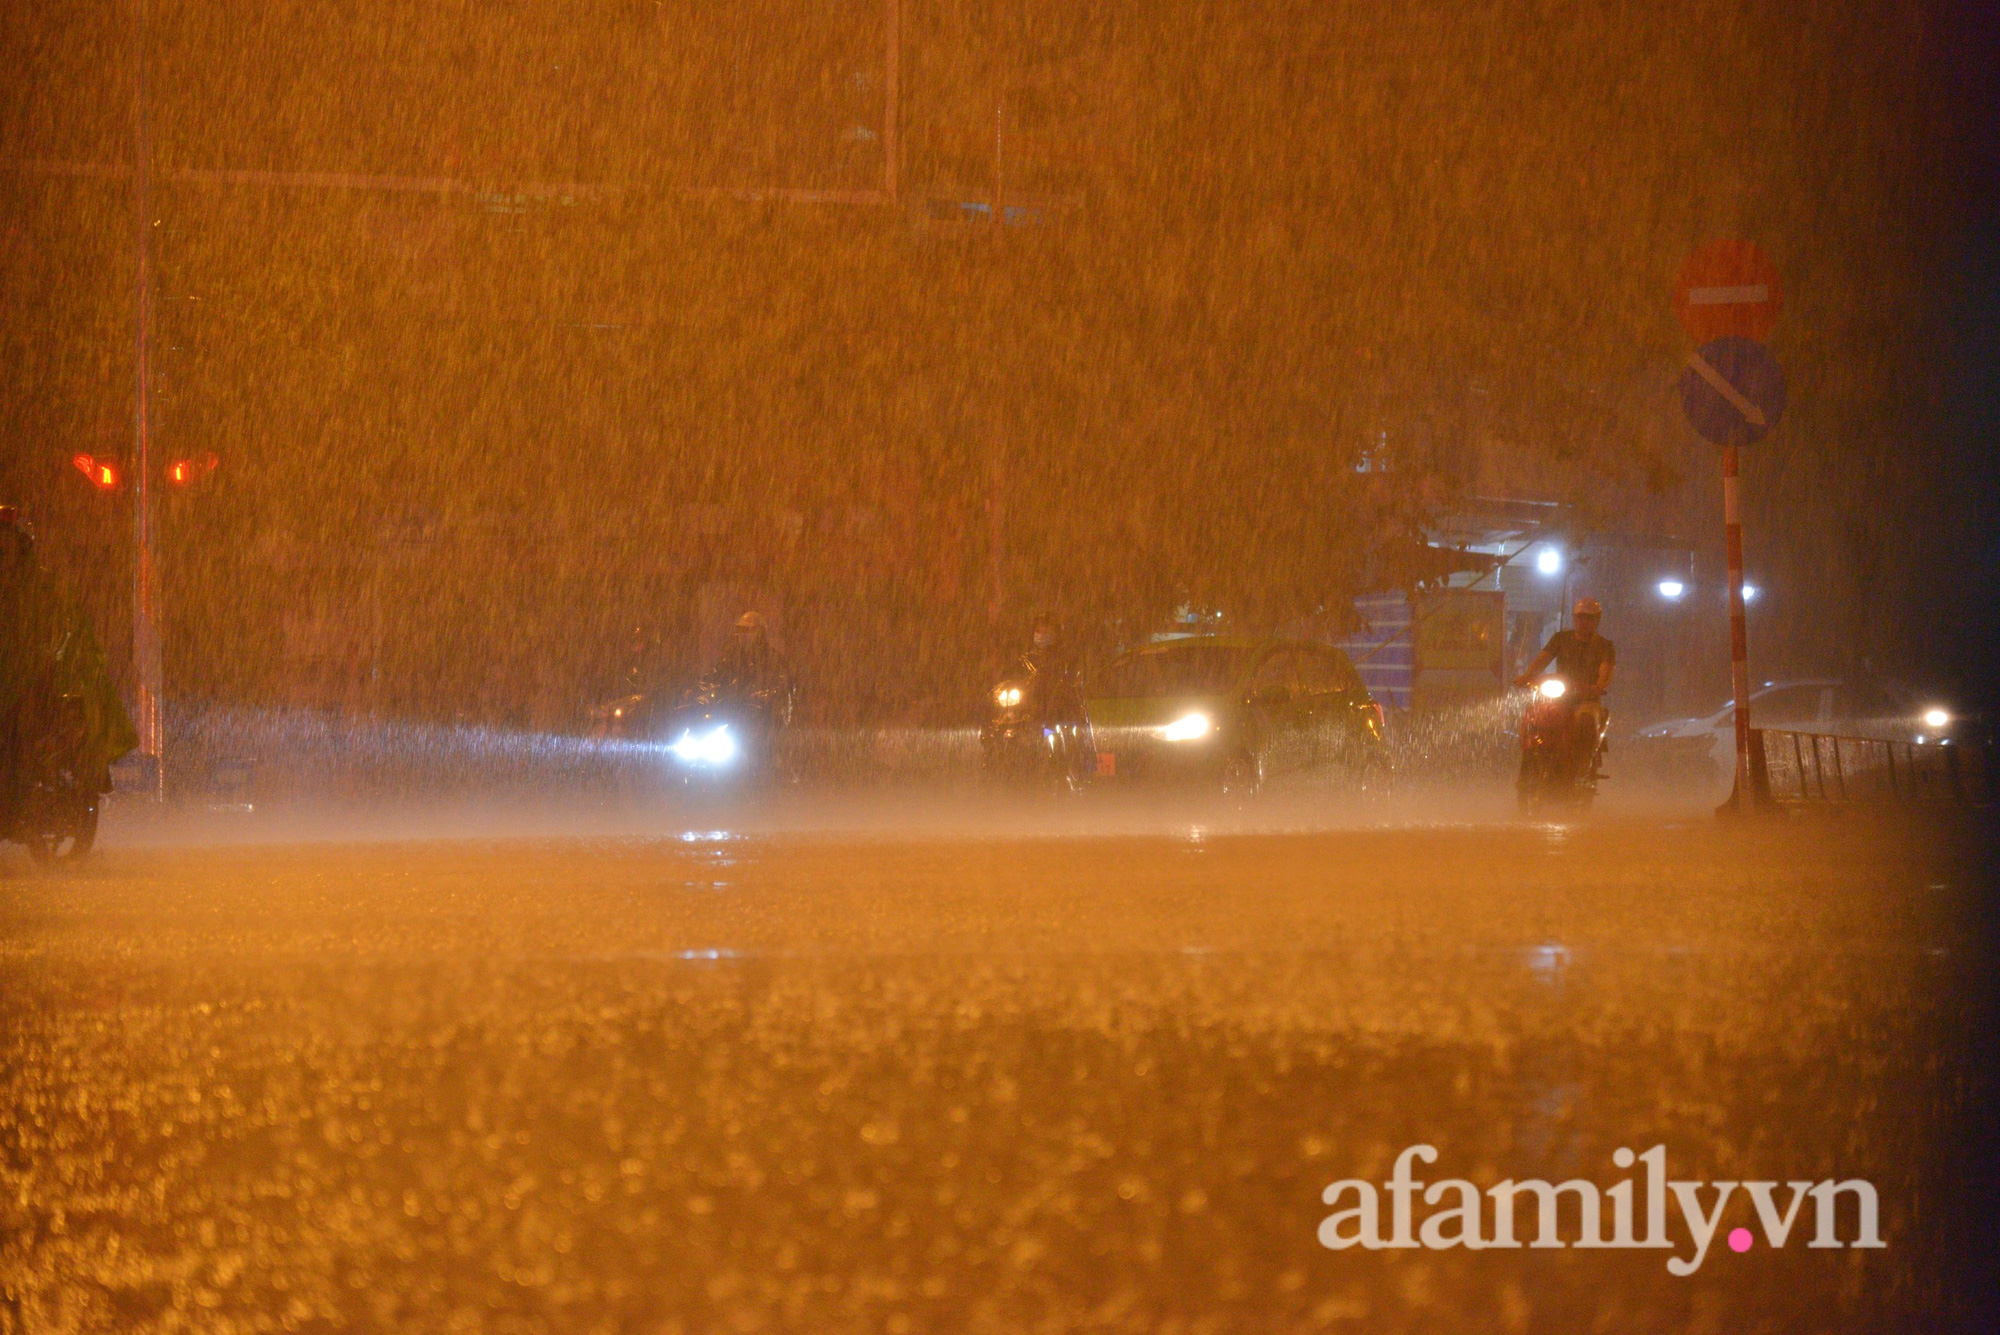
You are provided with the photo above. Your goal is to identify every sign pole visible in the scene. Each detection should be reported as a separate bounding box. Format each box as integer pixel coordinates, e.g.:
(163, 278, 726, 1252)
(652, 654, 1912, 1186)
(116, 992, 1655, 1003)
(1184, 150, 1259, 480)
(1721, 444, 1752, 813)
(1673, 239, 1785, 818)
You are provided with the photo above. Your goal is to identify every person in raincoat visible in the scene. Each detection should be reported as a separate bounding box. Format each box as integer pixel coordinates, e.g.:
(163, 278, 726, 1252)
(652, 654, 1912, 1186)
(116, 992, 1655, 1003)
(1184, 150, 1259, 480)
(1, 507, 137, 822)
(1015, 614, 1086, 727)
(703, 611, 794, 725)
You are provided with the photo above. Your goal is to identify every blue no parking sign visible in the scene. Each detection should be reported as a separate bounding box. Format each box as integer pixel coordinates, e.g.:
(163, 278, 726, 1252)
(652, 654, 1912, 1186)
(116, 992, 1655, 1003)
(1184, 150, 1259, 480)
(1680, 336, 1786, 446)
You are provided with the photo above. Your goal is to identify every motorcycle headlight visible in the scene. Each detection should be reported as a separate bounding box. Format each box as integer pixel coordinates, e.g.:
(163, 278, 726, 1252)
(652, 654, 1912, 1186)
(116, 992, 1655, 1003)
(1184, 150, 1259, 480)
(994, 685, 1024, 709)
(1157, 711, 1212, 742)
(1537, 679, 1567, 700)
(669, 724, 738, 767)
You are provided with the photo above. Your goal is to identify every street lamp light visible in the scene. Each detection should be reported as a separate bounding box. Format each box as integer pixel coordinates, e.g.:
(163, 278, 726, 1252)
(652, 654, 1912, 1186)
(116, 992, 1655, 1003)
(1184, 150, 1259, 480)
(1741, 584, 1759, 602)
(1536, 547, 1562, 576)
(1656, 579, 1685, 600)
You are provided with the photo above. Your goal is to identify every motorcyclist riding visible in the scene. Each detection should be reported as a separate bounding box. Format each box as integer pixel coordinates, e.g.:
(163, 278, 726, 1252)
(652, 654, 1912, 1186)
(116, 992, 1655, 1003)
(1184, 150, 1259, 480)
(1018, 616, 1085, 727)
(1515, 597, 1615, 773)
(699, 611, 794, 729)
(983, 614, 1091, 788)
(1, 506, 135, 858)
(652, 610, 795, 780)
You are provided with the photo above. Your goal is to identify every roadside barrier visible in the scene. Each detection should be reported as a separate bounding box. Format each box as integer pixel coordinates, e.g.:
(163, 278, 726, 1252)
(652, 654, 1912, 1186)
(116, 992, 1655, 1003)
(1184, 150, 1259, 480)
(1749, 728, 1992, 809)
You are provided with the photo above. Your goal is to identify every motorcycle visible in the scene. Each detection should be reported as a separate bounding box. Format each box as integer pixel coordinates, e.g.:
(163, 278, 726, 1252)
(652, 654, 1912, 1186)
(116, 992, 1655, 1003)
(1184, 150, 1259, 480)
(660, 678, 794, 786)
(982, 660, 1093, 793)
(1516, 676, 1606, 812)
(4, 690, 104, 865)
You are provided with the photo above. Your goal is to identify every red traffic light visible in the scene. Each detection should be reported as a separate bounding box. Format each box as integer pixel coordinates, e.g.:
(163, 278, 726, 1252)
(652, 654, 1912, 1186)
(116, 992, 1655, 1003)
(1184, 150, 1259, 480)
(167, 452, 219, 486)
(72, 453, 121, 491)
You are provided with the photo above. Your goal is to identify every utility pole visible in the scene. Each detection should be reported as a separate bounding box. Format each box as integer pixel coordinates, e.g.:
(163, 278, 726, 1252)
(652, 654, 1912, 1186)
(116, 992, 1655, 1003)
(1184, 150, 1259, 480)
(884, 0, 901, 202)
(132, 0, 164, 797)
(993, 85, 1005, 619)
(993, 93, 1005, 229)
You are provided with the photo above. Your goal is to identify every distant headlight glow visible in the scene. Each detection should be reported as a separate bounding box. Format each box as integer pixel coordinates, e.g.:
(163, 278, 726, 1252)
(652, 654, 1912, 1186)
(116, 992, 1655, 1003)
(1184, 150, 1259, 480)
(1537, 678, 1568, 700)
(1157, 712, 1212, 742)
(669, 725, 738, 767)
(994, 685, 1024, 708)
(1922, 708, 1949, 730)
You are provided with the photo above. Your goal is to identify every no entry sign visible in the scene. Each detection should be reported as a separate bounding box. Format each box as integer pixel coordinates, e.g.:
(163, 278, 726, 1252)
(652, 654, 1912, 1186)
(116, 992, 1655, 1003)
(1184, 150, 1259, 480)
(1674, 240, 1782, 343)
(1681, 336, 1786, 446)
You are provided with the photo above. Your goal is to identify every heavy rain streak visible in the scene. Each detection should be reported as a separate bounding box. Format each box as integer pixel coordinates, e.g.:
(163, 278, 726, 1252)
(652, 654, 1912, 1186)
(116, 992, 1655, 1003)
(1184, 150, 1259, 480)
(2, 1, 1996, 1332)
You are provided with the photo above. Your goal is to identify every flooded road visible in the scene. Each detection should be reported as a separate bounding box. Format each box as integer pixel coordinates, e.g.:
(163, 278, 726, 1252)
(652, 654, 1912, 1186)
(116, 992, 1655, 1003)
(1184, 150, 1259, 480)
(3, 807, 1992, 1332)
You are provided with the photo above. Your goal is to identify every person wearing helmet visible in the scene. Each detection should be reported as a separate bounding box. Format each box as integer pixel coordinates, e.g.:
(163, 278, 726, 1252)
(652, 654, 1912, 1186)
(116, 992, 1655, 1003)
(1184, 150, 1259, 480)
(722, 612, 770, 670)
(1515, 597, 1616, 696)
(1022, 615, 1083, 719)
(1515, 597, 1615, 772)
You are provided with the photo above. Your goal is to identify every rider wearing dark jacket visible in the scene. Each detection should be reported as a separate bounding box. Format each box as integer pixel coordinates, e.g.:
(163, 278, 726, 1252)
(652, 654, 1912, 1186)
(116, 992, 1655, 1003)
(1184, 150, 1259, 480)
(704, 612, 794, 724)
(1, 508, 136, 814)
(1, 510, 62, 688)
(1515, 597, 1614, 772)
(1017, 617, 1085, 724)
(1515, 599, 1616, 697)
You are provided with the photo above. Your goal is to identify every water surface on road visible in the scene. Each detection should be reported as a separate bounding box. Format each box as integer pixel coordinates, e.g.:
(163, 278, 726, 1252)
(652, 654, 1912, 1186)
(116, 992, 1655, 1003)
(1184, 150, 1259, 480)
(2, 809, 1990, 1332)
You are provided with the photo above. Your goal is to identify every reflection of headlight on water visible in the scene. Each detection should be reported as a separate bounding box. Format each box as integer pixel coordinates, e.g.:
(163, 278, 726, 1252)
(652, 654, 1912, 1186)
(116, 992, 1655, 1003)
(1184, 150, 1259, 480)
(1157, 712, 1212, 742)
(1537, 679, 1567, 700)
(669, 725, 738, 766)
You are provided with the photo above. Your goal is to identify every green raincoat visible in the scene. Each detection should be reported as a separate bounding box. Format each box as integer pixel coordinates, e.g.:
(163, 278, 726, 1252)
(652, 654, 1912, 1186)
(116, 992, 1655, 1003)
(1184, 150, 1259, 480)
(2, 560, 137, 789)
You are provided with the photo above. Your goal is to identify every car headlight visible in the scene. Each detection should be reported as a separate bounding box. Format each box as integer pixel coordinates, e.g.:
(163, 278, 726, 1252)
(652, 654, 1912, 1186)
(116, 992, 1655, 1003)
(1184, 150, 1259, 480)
(994, 685, 1024, 709)
(1922, 708, 1949, 730)
(1537, 679, 1567, 700)
(669, 725, 738, 766)
(1157, 712, 1212, 742)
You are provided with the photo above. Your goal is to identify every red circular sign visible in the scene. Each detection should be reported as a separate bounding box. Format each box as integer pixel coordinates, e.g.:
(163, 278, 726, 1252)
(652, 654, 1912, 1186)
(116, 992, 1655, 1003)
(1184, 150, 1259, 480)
(1674, 240, 1782, 343)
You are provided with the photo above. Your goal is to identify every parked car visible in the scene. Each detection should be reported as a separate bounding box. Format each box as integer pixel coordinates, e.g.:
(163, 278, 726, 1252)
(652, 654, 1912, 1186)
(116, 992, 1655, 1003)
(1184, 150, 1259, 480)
(1631, 678, 1970, 784)
(1084, 636, 1391, 796)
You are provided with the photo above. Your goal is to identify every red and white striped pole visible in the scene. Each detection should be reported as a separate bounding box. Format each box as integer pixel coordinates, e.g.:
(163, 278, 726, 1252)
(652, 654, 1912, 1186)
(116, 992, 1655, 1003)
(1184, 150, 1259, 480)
(1722, 444, 1753, 813)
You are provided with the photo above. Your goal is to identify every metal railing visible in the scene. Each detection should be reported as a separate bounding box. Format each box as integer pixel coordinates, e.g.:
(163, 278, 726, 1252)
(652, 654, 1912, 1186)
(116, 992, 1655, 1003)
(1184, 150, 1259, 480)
(1752, 728, 1992, 808)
